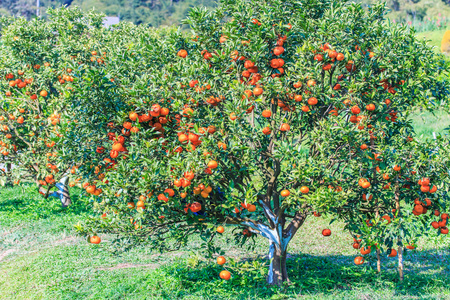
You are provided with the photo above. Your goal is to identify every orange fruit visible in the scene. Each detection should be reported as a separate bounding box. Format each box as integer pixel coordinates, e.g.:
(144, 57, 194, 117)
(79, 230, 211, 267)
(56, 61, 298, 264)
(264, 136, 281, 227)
(280, 190, 290, 197)
(90, 236, 101, 244)
(307, 97, 318, 105)
(217, 256, 226, 265)
(360, 246, 371, 255)
(177, 49, 187, 58)
(322, 229, 331, 236)
(208, 160, 218, 169)
(354, 256, 364, 265)
(280, 123, 290, 131)
(217, 226, 224, 233)
(262, 110, 272, 118)
(219, 270, 231, 280)
(247, 204, 256, 212)
(388, 249, 397, 257)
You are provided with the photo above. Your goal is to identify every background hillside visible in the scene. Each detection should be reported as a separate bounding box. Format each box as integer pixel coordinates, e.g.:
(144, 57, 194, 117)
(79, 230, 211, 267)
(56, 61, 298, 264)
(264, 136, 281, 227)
(1, 0, 450, 28)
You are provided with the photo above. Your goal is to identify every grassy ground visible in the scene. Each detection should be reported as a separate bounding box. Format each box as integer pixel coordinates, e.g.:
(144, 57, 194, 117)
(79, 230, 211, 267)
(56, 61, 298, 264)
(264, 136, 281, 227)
(410, 109, 450, 140)
(1, 186, 450, 299)
(416, 30, 447, 53)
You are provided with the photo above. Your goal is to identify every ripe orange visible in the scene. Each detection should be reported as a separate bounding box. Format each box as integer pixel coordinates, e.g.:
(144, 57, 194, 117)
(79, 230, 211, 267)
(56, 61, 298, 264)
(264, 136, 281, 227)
(300, 186, 309, 194)
(90, 236, 101, 244)
(366, 103, 375, 111)
(262, 110, 272, 118)
(420, 185, 430, 193)
(86, 185, 96, 194)
(40, 90, 48, 97)
(129, 112, 138, 121)
(190, 202, 202, 213)
(208, 160, 218, 169)
(280, 189, 290, 197)
(354, 256, 364, 265)
(262, 127, 271, 135)
(388, 249, 397, 257)
(421, 177, 430, 186)
(361, 181, 371, 189)
(322, 229, 331, 236)
(280, 123, 290, 131)
(351, 106, 360, 115)
(177, 49, 188, 58)
(307, 97, 318, 105)
(441, 227, 449, 234)
(136, 200, 145, 209)
(273, 46, 285, 56)
(253, 87, 263, 96)
(217, 226, 224, 233)
(247, 204, 256, 212)
(217, 256, 226, 265)
(406, 244, 415, 250)
(220, 270, 231, 280)
(360, 246, 371, 255)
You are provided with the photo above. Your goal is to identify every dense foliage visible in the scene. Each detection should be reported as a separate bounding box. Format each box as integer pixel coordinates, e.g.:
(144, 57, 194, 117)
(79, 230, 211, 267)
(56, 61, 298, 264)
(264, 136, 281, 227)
(0, 8, 105, 204)
(0, 0, 449, 286)
(50, 0, 450, 285)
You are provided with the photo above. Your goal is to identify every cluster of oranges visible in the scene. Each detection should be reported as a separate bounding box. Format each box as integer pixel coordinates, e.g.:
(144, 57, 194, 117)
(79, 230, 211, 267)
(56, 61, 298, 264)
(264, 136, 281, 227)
(38, 174, 56, 186)
(82, 182, 103, 196)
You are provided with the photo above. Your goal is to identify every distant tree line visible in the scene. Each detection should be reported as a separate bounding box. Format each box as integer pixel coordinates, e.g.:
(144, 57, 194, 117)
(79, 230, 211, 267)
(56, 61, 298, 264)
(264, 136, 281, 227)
(0, 0, 448, 26)
(0, 0, 217, 27)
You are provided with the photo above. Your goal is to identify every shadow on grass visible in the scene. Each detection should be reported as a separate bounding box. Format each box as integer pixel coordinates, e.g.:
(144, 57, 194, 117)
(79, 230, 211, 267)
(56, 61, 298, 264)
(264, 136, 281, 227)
(151, 249, 450, 299)
(0, 184, 90, 223)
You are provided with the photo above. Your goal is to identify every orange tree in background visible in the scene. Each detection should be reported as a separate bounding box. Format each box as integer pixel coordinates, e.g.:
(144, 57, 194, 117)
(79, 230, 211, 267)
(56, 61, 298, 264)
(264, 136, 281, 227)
(66, 0, 449, 285)
(0, 8, 105, 206)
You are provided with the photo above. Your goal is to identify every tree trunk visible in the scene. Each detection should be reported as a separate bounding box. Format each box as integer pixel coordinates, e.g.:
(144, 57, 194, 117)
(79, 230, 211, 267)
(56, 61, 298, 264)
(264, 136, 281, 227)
(394, 180, 403, 281)
(5, 162, 12, 186)
(56, 176, 71, 207)
(267, 241, 289, 285)
(398, 246, 404, 281)
(38, 176, 71, 207)
(376, 249, 381, 273)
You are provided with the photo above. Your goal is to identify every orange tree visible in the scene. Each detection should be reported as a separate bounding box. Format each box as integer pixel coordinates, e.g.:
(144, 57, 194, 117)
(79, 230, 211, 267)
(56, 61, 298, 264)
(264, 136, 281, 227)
(0, 8, 105, 206)
(327, 132, 450, 279)
(66, 0, 449, 285)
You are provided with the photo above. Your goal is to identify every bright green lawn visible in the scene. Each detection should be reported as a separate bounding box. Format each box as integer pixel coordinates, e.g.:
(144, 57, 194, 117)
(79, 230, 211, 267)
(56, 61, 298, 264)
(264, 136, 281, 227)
(1, 186, 450, 299)
(416, 30, 447, 52)
(410, 109, 450, 140)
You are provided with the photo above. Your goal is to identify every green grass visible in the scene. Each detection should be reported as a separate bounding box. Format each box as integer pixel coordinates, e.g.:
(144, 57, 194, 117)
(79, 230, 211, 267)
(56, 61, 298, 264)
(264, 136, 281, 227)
(1, 186, 450, 299)
(416, 30, 447, 53)
(410, 109, 450, 140)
